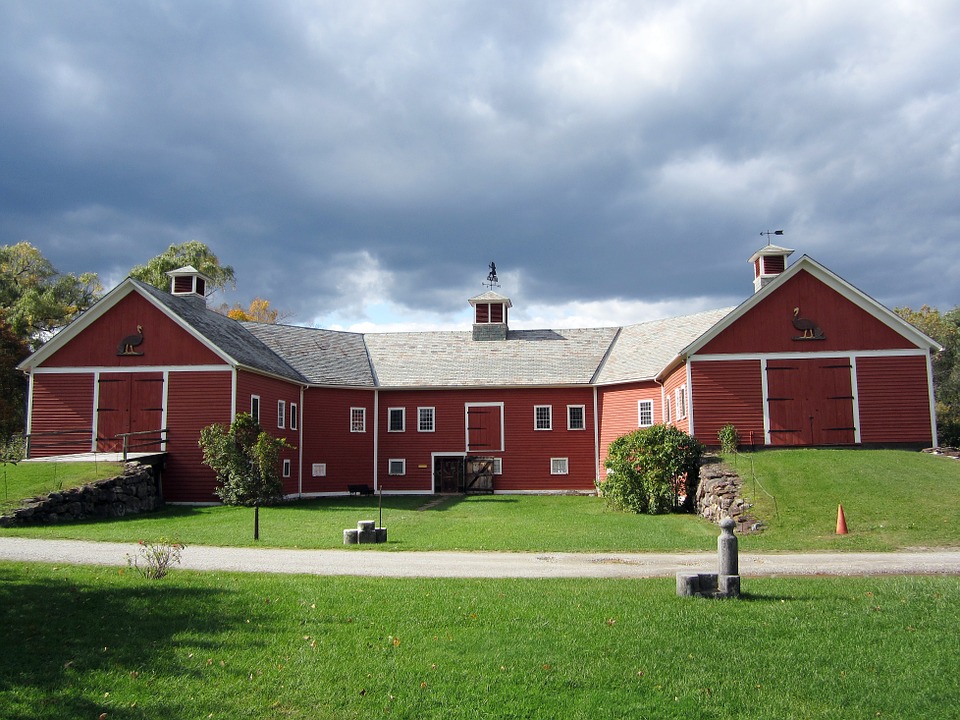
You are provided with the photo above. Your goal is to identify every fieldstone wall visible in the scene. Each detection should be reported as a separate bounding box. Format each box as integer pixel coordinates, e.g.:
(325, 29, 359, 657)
(695, 458, 763, 533)
(0, 462, 162, 527)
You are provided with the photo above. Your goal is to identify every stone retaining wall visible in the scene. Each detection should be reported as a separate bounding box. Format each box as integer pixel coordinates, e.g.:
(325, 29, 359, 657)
(695, 458, 762, 533)
(0, 462, 162, 527)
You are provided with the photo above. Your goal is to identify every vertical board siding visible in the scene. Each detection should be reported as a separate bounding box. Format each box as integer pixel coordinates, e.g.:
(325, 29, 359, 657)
(236, 371, 303, 495)
(857, 355, 934, 444)
(164, 371, 233, 502)
(690, 360, 765, 447)
(28, 373, 95, 456)
(766, 359, 855, 446)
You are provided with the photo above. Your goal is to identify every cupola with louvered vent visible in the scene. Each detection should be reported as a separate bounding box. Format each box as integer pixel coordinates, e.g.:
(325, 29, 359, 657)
(469, 291, 512, 341)
(749, 244, 794, 293)
(166, 265, 211, 302)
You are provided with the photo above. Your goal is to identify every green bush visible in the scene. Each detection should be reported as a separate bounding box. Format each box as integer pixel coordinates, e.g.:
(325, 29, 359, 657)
(599, 424, 704, 514)
(718, 423, 740, 454)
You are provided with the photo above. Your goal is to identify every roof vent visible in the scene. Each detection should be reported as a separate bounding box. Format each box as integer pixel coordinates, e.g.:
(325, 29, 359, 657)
(469, 291, 512, 341)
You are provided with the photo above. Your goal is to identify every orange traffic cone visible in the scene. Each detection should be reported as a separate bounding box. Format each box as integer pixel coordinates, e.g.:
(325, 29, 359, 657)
(836, 504, 848, 535)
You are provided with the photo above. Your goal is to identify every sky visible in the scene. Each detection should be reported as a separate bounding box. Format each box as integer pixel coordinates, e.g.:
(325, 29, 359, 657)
(2, 1, 958, 333)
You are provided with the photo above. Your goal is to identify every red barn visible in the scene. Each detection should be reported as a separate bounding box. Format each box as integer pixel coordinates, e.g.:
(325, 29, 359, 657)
(18, 248, 941, 502)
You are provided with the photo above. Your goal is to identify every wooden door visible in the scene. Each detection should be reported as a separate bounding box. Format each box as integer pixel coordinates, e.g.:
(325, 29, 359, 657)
(435, 457, 463, 494)
(766, 360, 855, 446)
(96, 373, 164, 452)
(466, 404, 503, 453)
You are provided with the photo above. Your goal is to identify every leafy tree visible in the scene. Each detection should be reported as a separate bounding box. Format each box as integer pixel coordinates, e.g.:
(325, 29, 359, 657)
(895, 305, 960, 445)
(0, 312, 30, 439)
(216, 297, 288, 324)
(130, 241, 235, 293)
(0, 242, 102, 349)
(599, 424, 704, 514)
(198, 413, 292, 539)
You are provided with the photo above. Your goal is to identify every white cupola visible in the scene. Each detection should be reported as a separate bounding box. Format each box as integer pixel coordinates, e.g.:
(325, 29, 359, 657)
(166, 265, 211, 301)
(748, 243, 794, 293)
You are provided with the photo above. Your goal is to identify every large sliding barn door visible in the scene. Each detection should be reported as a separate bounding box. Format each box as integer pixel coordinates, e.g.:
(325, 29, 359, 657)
(465, 403, 503, 453)
(96, 373, 164, 452)
(766, 359, 856, 446)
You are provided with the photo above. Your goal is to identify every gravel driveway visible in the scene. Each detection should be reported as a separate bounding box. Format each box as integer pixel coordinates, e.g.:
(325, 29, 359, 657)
(2, 537, 959, 578)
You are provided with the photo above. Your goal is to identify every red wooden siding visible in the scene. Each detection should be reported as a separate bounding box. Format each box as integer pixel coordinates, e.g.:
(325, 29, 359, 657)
(236, 371, 302, 495)
(766, 359, 856, 446)
(43, 292, 223, 368)
(857, 355, 934, 444)
(95, 372, 164, 452)
(299, 387, 375, 494)
(597, 382, 661, 474)
(28, 373, 95, 456)
(661, 365, 690, 433)
(689, 360, 765, 448)
(164, 371, 233, 502)
(700, 270, 917, 355)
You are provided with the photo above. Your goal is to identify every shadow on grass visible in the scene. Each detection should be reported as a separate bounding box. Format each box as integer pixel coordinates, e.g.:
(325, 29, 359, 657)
(0, 565, 243, 719)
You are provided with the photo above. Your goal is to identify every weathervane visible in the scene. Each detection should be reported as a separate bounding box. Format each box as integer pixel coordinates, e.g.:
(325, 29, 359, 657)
(761, 229, 784, 245)
(484, 261, 500, 290)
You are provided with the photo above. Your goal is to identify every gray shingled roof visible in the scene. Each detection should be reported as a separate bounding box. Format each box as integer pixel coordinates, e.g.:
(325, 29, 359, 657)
(241, 323, 375, 387)
(134, 280, 308, 383)
(364, 327, 620, 387)
(594, 308, 735, 384)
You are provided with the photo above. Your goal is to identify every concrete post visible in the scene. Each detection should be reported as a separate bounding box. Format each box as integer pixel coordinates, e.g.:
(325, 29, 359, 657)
(718, 517, 738, 576)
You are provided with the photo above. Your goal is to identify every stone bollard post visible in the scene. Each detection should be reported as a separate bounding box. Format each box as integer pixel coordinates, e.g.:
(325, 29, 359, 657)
(718, 517, 738, 576)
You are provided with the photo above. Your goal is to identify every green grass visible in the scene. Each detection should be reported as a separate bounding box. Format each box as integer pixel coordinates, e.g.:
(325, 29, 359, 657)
(0, 460, 125, 513)
(2, 449, 959, 552)
(1, 561, 957, 719)
(731, 449, 960, 551)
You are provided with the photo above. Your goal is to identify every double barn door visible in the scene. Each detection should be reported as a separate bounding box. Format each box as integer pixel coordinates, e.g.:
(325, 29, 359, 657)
(766, 359, 856, 445)
(96, 372, 164, 452)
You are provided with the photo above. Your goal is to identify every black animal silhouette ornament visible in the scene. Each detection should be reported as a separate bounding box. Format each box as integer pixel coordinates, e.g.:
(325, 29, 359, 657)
(117, 325, 145, 355)
(791, 308, 824, 340)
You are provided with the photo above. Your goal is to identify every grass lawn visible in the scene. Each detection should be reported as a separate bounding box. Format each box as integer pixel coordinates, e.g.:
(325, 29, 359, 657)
(1, 561, 957, 719)
(1, 449, 958, 552)
(0, 461, 125, 513)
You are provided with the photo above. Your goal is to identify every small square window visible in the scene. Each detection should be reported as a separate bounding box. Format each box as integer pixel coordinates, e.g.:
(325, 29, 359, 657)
(638, 399, 654, 427)
(550, 458, 569, 475)
(388, 459, 406, 476)
(278, 400, 286, 429)
(418, 407, 435, 432)
(350, 407, 366, 433)
(311, 463, 326, 477)
(567, 405, 585, 430)
(388, 408, 405, 432)
(534, 405, 552, 431)
(290, 403, 298, 431)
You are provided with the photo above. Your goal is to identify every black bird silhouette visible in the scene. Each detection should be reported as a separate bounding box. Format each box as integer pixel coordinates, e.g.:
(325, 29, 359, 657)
(792, 308, 824, 340)
(117, 325, 144, 355)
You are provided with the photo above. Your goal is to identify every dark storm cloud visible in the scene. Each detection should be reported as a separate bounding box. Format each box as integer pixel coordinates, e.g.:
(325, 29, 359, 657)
(1, 1, 957, 330)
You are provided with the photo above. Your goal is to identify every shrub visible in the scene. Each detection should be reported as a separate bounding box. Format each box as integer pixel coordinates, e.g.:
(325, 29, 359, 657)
(599, 424, 704, 514)
(718, 423, 740, 454)
(127, 538, 185, 579)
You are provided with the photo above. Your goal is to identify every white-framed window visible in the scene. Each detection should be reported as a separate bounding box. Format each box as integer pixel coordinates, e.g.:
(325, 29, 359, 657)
(492, 458, 503, 475)
(664, 396, 672, 424)
(550, 457, 569, 475)
(277, 400, 286, 429)
(676, 385, 688, 420)
(282, 459, 291, 478)
(350, 407, 366, 433)
(534, 405, 552, 431)
(311, 463, 326, 477)
(290, 402, 298, 431)
(250, 395, 260, 423)
(567, 405, 585, 430)
(388, 458, 406, 476)
(388, 407, 405, 432)
(418, 407, 435, 432)
(638, 399, 654, 427)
